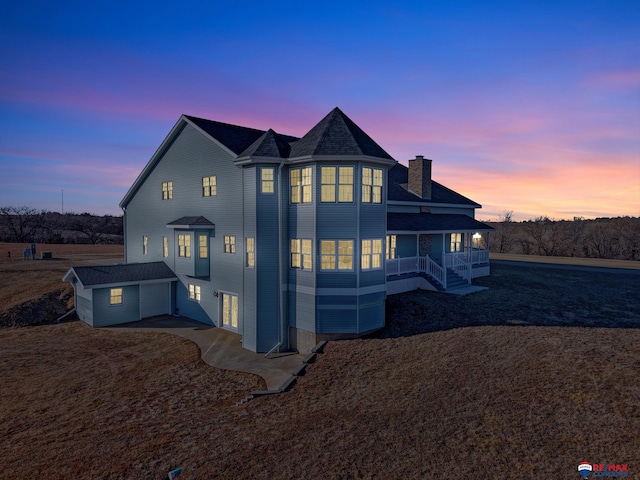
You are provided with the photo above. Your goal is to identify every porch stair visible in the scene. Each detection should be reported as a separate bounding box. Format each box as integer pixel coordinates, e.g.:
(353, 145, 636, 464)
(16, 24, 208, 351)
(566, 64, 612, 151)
(419, 267, 469, 292)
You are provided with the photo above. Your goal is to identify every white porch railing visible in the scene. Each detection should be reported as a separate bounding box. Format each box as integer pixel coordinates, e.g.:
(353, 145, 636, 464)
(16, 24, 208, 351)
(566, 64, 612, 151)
(448, 248, 489, 265)
(419, 255, 445, 286)
(445, 253, 472, 283)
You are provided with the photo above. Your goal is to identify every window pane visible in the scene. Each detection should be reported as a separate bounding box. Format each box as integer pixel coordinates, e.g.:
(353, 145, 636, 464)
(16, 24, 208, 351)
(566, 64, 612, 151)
(320, 240, 335, 270)
(338, 240, 353, 270)
(338, 184, 353, 202)
(321, 167, 336, 202)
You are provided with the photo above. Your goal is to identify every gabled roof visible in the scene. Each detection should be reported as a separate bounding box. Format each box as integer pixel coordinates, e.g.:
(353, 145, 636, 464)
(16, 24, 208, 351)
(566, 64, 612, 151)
(166, 216, 215, 229)
(237, 128, 295, 159)
(388, 164, 481, 207)
(387, 213, 494, 233)
(63, 262, 177, 289)
(184, 115, 268, 155)
(289, 107, 393, 160)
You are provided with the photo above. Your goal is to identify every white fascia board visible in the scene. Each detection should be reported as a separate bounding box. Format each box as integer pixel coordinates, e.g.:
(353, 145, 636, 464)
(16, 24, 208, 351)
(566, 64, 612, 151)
(234, 156, 285, 166)
(120, 117, 188, 208)
(387, 228, 494, 234)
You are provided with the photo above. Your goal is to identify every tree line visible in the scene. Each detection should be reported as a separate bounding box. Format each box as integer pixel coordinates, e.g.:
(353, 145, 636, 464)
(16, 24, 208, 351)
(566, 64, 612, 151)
(0, 206, 123, 244)
(488, 212, 640, 261)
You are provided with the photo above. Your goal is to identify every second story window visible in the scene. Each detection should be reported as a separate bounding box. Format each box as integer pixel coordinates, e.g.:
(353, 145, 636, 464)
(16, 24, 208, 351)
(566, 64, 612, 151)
(224, 235, 236, 254)
(291, 167, 312, 203)
(291, 239, 312, 270)
(362, 167, 383, 203)
(199, 235, 208, 259)
(321, 166, 353, 203)
(163, 236, 169, 257)
(246, 237, 255, 267)
(162, 181, 173, 200)
(203, 176, 217, 196)
(261, 168, 275, 194)
(178, 234, 191, 258)
(142, 236, 148, 255)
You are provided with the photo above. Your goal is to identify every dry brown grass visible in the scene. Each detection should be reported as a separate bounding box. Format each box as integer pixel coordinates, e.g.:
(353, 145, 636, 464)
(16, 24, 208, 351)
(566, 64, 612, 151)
(0, 242, 123, 320)
(1, 249, 639, 478)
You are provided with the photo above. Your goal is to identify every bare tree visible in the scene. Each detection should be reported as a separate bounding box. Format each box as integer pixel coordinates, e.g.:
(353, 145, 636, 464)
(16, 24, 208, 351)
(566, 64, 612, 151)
(561, 216, 587, 257)
(524, 216, 563, 256)
(588, 222, 620, 259)
(0, 206, 42, 242)
(618, 217, 640, 260)
(491, 210, 515, 253)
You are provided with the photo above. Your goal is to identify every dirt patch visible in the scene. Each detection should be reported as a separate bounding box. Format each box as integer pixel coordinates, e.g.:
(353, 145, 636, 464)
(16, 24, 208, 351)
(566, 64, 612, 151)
(0, 286, 74, 328)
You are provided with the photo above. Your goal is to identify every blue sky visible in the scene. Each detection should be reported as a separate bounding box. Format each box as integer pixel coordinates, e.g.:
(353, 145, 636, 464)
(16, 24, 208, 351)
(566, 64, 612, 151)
(1, 0, 639, 219)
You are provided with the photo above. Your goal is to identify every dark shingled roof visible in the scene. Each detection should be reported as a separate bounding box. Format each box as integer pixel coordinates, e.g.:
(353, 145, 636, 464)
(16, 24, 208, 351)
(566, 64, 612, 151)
(388, 213, 494, 232)
(67, 262, 177, 288)
(388, 164, 481, 206)
(238, 129, 295, 158)
(289, 107, 393, 159)
(184, 115, 268, 155)
(167, 216, 215, 228)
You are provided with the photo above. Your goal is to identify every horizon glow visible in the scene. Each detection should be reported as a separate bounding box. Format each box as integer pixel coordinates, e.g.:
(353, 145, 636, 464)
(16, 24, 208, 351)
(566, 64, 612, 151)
(1, 1, 639, 221)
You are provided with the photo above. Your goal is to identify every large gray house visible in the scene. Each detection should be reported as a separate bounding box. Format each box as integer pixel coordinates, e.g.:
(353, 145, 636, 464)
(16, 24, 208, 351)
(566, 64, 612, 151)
(64, 108, 493, 353)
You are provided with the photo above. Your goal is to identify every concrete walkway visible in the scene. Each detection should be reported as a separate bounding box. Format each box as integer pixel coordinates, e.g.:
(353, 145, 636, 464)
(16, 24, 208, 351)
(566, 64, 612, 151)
(107, 316, 305, 390)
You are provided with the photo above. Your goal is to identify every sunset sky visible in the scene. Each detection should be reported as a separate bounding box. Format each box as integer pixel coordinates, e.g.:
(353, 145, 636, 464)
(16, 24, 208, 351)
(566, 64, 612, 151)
(1, 1, 639, 220)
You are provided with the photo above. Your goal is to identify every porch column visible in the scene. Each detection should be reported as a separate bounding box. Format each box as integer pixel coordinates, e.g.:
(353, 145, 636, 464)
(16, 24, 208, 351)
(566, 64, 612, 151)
(442, 234, 447, 288)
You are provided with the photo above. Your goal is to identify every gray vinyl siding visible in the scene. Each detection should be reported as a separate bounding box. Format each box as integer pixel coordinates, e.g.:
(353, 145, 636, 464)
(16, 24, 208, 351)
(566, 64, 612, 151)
(387, 204, 421, 213)
(93, 285, 139, 327)
(317, 307, 357, 333)
(76, 285, 93, 325)
(242, 167, 258, 350)
(396, 234, 417, 258)
(255, 169, 280, 352)
(125, 123, 244, 331)
(287, 290, 315, 331)
(175, 280, 212, 324)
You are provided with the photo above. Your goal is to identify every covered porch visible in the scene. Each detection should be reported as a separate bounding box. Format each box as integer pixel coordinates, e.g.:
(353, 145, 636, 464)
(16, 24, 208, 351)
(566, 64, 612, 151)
(385, 213, 493, 293)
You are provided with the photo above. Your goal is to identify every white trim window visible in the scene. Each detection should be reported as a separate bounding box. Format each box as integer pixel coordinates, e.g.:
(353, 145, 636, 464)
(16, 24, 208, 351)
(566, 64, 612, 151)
(203, 176, 217, 196)
(162, 181, 173, 200)
(386, 235, 396, 260)
(178, 234, 191, 258)
(199, 235, 208, 259)
(142, 235, 148, 255)
(163, 236, 169, 258)
(321, 166, 353, 203)
(320, 240, 353, 271)
(291, 239, 312, 270)
(224, 235, 236, 254)
(362, 167, 383, 203)
(110, 288, 123, 305)
(188, 284, 201, 302)
(246, 237, 255, 267)
(361, 239, 383, 270)
(261, 167, 275, 194)
(450, 233, 463, 253)
(290, 167, 312, 203)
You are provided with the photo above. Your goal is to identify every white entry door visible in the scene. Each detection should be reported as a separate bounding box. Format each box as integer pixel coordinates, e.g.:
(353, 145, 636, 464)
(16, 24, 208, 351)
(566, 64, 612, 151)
(221, 293, 238, 331)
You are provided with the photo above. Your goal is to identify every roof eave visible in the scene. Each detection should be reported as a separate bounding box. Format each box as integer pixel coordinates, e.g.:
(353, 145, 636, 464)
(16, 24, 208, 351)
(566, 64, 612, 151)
(387, 200, 482, 208)
(287, 155, 396, 166)
(79, 277, 178, 290)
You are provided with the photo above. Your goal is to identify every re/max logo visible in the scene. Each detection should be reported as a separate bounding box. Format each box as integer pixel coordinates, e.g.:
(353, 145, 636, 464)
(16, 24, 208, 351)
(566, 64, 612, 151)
(591, 464, 629, 477)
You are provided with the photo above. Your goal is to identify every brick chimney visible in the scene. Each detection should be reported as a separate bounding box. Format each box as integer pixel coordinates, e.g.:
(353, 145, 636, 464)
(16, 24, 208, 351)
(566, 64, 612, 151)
(408, 155, 432, 200)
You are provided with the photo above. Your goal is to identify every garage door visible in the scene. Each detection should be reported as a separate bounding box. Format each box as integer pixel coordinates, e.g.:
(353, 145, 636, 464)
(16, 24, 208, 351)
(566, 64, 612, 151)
(140, 283, 170, 318)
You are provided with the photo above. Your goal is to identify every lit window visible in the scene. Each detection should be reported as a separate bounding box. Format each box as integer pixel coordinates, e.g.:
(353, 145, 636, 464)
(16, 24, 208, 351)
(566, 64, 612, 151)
(362, 239, 383, 270)
(321, 166, 353, 202)
(291, 167, 312, 203)
(162, 181, 173, 200)
(188, 284, 201, 302)
(142, 235, 148, 255)
(163, 236, 169, 257)
(224, 235, 236, 254)
(110, 288, 123, 305)
(261, 168, 274, 193)
(291, 239, 312, 270)
(199, 235, 208, 259)
(320, 240, 353, 271)
(362, 167, 383, 203)
(203, 176, 217, 196)
(450, 233, 463, 253)
(386, 235, 396, 260)
(178, 234, 191, 258)
(246, 237, 255, 267)
(221, 293, 238, 330)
